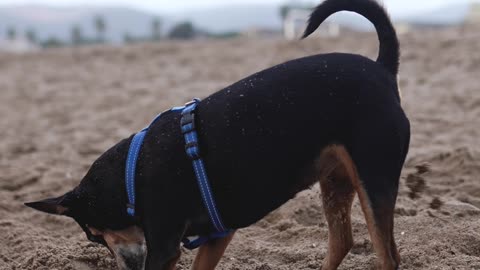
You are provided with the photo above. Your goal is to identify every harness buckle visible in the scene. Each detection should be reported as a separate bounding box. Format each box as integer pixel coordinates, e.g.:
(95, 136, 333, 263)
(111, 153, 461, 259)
(180, 113, 195, 134)
(126, 203, 135, 216)
(185, 141, 201, 160)
(184, 98, 201, 107)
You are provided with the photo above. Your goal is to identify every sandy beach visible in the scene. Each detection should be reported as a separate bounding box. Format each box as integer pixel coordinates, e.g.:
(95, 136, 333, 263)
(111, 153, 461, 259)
(0, 27, 479, 269)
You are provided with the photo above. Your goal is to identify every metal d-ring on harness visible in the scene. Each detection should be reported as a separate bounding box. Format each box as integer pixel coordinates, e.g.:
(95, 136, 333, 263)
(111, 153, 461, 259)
(124, 99, 232, 250)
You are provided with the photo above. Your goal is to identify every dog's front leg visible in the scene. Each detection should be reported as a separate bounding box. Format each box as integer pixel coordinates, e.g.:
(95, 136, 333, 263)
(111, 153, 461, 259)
(144, 230, 183, 270)
(145, 248, 181, 270)
(191, 231, 236, 270)
(143, 214, 187, 270)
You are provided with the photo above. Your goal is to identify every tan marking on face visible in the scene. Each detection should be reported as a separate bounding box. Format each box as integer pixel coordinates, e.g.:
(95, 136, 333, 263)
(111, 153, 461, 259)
(88, 226, 146, 270)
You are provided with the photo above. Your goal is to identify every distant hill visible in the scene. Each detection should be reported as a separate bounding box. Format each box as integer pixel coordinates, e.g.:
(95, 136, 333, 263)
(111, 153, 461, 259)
(179, 2, 478, 32)
(0, 2, 477, 44)
(0, 4, 290, 43)
(402, 3, 472, 25)
(172, 4, 283, 33)
(174, 4, 380, 32)
(0, 5, 165, 43)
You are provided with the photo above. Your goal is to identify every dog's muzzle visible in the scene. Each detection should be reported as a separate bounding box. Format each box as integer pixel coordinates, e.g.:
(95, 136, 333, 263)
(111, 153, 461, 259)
(112, 242, 147, 270)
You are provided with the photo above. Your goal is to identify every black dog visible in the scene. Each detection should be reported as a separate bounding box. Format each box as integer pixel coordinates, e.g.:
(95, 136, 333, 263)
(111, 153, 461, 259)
(26, 0, 409, 269)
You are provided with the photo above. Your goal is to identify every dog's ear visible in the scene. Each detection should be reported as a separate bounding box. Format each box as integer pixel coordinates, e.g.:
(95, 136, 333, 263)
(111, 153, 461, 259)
(25, 193, 73, 215)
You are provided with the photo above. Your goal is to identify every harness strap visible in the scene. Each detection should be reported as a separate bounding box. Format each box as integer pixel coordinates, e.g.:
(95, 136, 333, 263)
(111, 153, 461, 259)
(180, 100, 228, 232)
(125, 130, 147, 216)
(125, 106, 185, 216)
(182, 230, 232, 250)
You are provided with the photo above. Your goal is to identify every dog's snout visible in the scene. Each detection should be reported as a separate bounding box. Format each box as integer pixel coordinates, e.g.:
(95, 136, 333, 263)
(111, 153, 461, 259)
(113, 243, 147, 270)
(88, 226, 147, 270)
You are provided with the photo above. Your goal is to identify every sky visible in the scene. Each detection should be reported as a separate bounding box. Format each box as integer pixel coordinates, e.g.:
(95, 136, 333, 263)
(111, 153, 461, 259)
(0, 0, 474, 16)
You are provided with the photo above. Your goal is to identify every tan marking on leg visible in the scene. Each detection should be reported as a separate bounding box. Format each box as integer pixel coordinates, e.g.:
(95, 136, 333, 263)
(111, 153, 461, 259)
(316, 146, 356, 270)
(348, 165, 399, 269)
(391, 236, 400, 267)
(314, 145, 399, 270)
(191, 231, 235, 270)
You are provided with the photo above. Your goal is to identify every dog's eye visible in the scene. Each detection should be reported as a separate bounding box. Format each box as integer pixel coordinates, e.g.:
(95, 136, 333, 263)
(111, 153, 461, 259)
(88, 234, 107, 246)
(81, 223, 108, 246)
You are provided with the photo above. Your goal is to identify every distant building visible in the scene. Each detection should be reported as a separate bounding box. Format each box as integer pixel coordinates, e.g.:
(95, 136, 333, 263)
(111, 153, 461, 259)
(393, 22, 411, 35)
(393, 21, 452, 34)
(283, 8, 340, 40)
(0, 38, 39, 53)
(466, 3, 480, 24)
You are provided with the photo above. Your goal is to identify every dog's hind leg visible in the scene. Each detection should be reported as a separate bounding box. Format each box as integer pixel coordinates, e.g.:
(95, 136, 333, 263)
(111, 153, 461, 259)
(352, 170, 400, 270)
(348, 130, 408, 270)
(317, 146, 356, 270)
(353, 175, 400, 269)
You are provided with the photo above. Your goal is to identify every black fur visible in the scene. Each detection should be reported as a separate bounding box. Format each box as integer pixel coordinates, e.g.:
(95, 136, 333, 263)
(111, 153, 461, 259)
(26, 0, 410, 269)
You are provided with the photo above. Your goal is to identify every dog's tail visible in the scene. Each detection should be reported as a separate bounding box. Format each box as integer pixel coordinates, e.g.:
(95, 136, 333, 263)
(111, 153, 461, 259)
(302, 0, 400, 76)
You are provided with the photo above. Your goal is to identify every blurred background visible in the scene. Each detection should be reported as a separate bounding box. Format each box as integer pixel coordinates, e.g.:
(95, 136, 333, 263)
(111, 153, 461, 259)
(0, 0, 479, 51)
(1, 1, 480, 270)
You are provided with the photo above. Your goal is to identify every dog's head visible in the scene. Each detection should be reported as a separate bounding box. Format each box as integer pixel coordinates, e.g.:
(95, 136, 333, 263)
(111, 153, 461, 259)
(25, 139, 147, 270)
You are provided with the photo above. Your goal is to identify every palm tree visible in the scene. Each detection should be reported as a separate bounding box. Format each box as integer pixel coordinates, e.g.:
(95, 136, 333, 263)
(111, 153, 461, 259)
(71, 25, 83, 45)
(94, 15, 106, 43)
(25, 29, 37, 44)
(280, 5, 291, 20)
(124, 32, 134, 44)
(7, 27, 16, 41)
(151, 18, 162, 41)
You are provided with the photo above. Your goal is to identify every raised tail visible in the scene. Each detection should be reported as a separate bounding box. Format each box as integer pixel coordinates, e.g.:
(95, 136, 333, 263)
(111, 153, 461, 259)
(302, 0, 400, 76)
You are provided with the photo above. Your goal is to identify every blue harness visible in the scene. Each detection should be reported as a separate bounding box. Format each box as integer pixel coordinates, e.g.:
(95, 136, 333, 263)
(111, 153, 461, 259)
(125, 99, 231, 249)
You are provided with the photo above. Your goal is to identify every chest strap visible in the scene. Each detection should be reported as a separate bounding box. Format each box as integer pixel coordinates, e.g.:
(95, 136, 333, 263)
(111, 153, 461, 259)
(125, 105, 186, 216)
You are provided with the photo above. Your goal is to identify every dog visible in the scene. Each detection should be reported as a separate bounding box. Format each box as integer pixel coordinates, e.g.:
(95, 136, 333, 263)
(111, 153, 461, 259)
(25, 0, 410, 269)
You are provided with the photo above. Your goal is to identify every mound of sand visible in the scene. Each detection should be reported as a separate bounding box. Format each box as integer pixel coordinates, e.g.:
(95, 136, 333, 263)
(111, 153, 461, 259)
(1, 27, 479, 269)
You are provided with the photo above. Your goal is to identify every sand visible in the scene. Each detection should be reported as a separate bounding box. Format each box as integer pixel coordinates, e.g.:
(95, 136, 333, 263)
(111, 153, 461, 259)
(0, 27, 479, 270)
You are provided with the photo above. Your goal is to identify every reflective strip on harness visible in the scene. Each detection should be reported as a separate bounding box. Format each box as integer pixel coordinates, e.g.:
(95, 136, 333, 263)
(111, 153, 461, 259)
(125, 106, 185, 217)
(180, 101, 228, 232)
